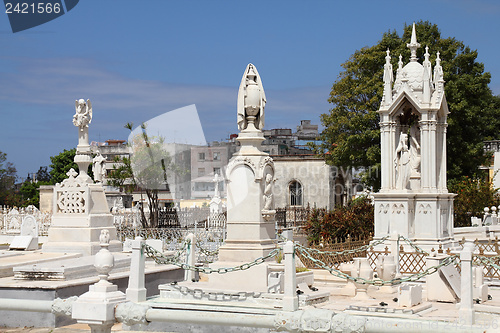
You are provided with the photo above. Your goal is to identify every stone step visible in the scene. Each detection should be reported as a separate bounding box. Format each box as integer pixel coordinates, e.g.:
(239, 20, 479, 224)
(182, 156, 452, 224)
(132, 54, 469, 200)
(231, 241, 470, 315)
(13, 252, 132, 281)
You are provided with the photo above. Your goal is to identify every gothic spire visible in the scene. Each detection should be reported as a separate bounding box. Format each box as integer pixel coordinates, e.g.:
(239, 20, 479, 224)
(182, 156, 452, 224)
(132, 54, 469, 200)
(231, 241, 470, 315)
(407, 23, 420, 62)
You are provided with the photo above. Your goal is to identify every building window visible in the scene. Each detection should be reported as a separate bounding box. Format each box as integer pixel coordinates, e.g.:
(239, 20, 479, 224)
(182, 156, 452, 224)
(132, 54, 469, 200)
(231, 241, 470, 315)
(213, 151, 220, 161)
(198, 168, 205, 176)
(289, 181, 303, 206)
(213, 167, 221, 175)
(198, 152, 205, 161)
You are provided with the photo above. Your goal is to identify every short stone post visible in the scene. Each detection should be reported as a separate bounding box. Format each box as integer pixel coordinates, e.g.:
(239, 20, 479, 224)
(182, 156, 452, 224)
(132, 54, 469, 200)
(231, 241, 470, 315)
(126, 236, 146, 302)
(483, 207, 491, 225)
(185, 233, 196, 282)
(459, 241, 475, 325)
(389, 232, 400, 276)
(283, 241, 299, 311)
(72, 230, 126, 333)
(281, 229, 293, 242)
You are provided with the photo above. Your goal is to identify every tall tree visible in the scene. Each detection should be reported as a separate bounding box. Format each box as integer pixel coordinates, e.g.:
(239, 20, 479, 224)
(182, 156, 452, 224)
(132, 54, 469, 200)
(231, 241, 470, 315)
(107, 123, 175, 228)
(0, 151, 18, 205)
(317, 21, 500, 190)
(49, 148, 78, 185)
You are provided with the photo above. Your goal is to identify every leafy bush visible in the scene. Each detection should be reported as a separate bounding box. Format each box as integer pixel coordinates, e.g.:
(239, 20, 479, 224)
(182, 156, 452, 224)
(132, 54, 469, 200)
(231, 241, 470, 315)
(305, 197, 374, 245)
(448, 176, 500, 227)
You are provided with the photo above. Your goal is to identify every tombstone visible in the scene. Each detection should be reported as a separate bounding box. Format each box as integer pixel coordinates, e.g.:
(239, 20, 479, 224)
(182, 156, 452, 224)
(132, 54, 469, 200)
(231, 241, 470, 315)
(6, 207, 21, 233)
(208, 64, 277, 291)
(373, 23, 454, 250)
(42, 99, 121, 255)
(9, 215, 39, 251)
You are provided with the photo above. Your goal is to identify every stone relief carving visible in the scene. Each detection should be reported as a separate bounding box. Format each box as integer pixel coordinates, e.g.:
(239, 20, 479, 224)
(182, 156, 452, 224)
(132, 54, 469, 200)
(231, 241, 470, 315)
(115, 302, 151, 327)
(378, 204, 389, 214)
(51, 296, 78, 317)
(418, 203, 432, 215)
(392, 203, 405, 214)
(226, 157, 257, 176)
(273, 310, 365, 333)
(56, 168, 87, 214)
(237, 63, 266, 131)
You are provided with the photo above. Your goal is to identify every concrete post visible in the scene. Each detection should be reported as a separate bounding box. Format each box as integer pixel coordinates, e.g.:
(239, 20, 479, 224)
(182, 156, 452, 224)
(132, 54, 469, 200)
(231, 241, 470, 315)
(282, 229, 293, 242)
(389, 232, 400, 276)
(282, 241, 298, 311)
(459, 241, 475, 325)
(185, 233, 196, 282)
(126, 236, 146, 302)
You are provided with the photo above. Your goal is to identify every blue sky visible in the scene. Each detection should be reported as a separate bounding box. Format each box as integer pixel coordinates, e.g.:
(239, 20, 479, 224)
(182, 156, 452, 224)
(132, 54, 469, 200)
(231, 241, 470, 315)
(1, 0, 500, 179)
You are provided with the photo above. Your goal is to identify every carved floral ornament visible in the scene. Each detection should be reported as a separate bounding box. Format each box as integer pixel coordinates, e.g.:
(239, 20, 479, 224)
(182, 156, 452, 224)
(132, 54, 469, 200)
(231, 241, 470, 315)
(56, 168, 88, 214)
(273, 309, 366, 333)
(226, 156, 274, 181)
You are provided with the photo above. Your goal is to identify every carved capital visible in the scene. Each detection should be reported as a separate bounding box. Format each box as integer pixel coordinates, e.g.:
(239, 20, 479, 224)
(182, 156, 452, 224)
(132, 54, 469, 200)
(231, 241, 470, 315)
(115, 302, 151, 327)
(51, 296, 78, 317)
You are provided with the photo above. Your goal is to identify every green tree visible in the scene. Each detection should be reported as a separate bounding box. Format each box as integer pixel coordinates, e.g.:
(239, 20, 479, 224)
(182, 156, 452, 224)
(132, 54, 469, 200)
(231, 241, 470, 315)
(0, 151, 19, 206)
(49, 148, 78, 184)
(305, 197, 374, 245)
(107, 123, 176, 228)
(19, 180, 40, 207)
(448, 176, 500, 227)
(317, 21, 500, 190)
(35, 166, 51, 183)
(18, 167, 52, 208)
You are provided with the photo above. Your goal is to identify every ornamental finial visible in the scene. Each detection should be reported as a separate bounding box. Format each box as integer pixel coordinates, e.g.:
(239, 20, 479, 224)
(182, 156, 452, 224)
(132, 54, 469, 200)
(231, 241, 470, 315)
(407, 23, 421, 62)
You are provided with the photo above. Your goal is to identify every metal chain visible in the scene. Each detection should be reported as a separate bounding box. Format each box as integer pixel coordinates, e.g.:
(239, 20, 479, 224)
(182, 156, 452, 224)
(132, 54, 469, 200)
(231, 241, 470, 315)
(474, 255, 500, 271)
(195, 239, 220, 256)
(294, 236, 389, 257)
(398, 235, 429, 256)
(169, 283, 262, 300)
(143, 243, 280, 274)
(295, 246, 458, 286)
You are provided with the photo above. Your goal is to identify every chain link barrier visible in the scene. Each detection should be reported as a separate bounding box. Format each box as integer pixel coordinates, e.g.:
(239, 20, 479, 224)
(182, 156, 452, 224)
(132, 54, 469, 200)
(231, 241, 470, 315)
(294, 236, 389, 257)
(168, 283, 262, 300)
(295, 246, 458, 286)
(398, 235, 429, 256)
(474, 255, 500, 271)
(143, 243, 280, 274)
(195, 239, 220, 257)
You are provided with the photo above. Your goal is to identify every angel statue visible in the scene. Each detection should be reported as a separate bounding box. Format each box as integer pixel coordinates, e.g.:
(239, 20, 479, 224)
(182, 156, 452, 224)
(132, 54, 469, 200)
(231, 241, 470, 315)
(237, 63, 266, 131)
(73, 99, 92, 130)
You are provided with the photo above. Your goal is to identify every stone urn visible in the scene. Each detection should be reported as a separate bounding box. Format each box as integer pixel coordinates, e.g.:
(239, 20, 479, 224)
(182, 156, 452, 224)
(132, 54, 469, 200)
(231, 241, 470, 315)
(352, 257, 373, 300)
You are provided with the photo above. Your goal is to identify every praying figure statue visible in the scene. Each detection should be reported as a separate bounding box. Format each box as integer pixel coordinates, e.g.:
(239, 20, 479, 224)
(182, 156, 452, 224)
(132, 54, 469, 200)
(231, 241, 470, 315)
(237, 63, 266, 131)
(92, 150, 107, 183)
(263, 172, 274, 210)
(409, 124, 421, 177)
(395, 133, 411, 190)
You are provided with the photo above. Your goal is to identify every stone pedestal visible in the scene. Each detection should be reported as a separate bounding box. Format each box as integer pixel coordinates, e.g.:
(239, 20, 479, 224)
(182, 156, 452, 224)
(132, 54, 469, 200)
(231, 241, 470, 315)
(373, 192, 455, 251)
(42, 172, 121, 256)
(209, 128, 276, 291)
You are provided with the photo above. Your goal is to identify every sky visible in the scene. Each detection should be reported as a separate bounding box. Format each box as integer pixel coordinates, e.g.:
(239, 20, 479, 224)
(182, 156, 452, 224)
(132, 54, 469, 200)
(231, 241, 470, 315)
(1, 0, 500, 179)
